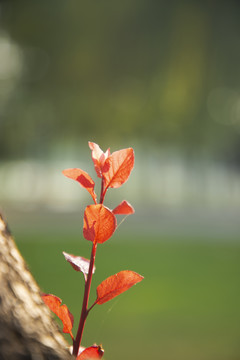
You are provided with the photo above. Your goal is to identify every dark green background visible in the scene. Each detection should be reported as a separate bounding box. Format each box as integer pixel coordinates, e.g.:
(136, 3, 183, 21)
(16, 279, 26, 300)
(1, 1, 240, 162)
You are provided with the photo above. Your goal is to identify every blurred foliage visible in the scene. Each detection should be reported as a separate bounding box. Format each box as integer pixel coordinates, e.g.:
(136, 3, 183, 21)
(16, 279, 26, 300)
(0, 1, 240, 161)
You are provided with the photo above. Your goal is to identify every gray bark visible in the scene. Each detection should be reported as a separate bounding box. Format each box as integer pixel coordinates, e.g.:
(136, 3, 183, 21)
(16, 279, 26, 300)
(0, 213, 73, 360)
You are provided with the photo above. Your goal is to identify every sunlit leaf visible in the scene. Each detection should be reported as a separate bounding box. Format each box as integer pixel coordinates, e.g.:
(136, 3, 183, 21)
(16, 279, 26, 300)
(96, 270, 143, 305)
(83, 204, 116, 243)
(88, 141, 110, 178)
(41, 293, 74, 337)
(102, 148, 134, 189)
(113, 200, 135, 215)
(76, 345, 104, 360)
(62, 168, 97, 203)
(63, 251, 95, 278)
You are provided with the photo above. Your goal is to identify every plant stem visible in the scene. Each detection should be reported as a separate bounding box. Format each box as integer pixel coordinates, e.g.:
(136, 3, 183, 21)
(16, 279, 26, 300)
(99, 178, 105, 204)
(73, 177, 105, 356)
(73, 241, 97, 357)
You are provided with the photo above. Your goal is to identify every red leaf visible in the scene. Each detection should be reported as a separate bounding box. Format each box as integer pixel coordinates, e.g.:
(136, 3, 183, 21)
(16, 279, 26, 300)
(41, 293, 74, 337)
(96, 270, 143, 305)
(83, 204, 116, 244)
(76, 345, 104, 360)
(102, 148, 134, 189)
(62, 168, 97, 203)
(63, 251, 96, 275)
(113, 200, 135, 215)
(88, 142, 110, 178)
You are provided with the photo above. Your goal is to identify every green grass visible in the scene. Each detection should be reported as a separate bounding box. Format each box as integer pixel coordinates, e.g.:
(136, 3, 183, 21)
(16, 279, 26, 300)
(16, 233, 240, 360)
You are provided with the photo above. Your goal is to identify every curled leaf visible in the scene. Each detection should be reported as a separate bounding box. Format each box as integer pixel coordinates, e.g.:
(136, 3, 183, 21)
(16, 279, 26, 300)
(113, 200, 135, 215)
(102, 148, 134, 189)
(88, 142, 110, 178)
(62, 168, 97, 203)
(41, 293, 74, 337)
(63, 251, 95, 279)
(76, 345, 104, 360)
(83, 204, 116, 244)
(96, 270, 143, 305)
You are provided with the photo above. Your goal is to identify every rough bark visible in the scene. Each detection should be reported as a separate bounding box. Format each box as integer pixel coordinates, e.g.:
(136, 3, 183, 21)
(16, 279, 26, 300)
(0, 213, 73, 360)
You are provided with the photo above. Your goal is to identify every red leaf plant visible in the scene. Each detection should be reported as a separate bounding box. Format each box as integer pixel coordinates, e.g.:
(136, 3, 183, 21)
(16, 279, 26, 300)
(41, 142, 143, 359)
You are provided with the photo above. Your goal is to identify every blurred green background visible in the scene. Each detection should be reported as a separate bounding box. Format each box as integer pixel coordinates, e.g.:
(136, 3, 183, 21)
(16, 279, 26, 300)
(0, 1, 240, 360)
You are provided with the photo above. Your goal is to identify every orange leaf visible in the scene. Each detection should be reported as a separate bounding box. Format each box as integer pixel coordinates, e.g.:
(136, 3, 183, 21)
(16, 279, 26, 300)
(62, 168, 97, 203)
(102, 148, 134, 189)
(83, 204, 116, 244)
(113, 200, 135, 215)
(77, 345, 104, 360)
(88, 142, 110, 178)
(41, 293, 74, 337)
(96, 270, 143, 305)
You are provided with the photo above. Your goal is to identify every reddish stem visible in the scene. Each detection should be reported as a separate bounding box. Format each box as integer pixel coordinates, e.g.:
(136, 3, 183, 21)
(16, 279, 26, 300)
(99, 178, 105, 204)
(73, 241, 97, 356)
(73, 176, 106, 356)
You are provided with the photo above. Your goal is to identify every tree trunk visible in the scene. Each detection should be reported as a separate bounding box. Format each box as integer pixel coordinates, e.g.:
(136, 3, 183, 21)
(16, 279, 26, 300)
(0, 213, 73, 360)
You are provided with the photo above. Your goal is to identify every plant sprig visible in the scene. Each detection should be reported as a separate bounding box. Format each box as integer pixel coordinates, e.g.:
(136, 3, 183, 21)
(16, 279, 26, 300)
(42, 142, 143, 359)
